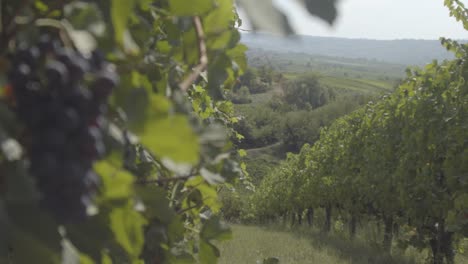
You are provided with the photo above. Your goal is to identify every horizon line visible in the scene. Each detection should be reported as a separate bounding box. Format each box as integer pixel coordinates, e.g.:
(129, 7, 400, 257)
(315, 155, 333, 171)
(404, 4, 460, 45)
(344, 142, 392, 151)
(239, 31, 468, 42)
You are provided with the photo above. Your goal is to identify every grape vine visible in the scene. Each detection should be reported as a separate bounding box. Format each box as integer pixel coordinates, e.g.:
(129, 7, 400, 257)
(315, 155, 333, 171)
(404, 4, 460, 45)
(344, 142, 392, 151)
(250, 2, 468, 264)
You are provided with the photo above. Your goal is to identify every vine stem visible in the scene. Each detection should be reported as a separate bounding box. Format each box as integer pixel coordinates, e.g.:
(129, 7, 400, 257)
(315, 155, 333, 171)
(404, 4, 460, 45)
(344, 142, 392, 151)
(179, 16, 208, 92)
(177, 204, 201, 214)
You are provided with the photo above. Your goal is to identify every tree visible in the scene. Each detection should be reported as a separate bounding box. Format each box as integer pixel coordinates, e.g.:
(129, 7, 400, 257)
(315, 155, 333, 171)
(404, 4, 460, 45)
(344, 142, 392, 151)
(238, 67, 257, 88)
(283, 74, 331, 110)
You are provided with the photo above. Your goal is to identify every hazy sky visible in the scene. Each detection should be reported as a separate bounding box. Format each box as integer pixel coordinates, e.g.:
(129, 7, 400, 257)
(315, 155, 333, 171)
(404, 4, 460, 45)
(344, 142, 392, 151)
(240, 0, 468, 40)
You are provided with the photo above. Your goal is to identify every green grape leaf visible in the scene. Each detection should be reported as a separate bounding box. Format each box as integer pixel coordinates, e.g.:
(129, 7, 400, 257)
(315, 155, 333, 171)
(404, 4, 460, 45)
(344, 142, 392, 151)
(7, 226, 61, 264)
(79, 253, 95, 264)
(34, 0, 49, 13)
(203, 0, 234, 33)
(167, 215, 186, 243)
(62, 238, 86, 264)
(238, 149, 247, 157)
(111, 0, 136, 44)
(169, 0, 214, 16)
(200, 216, 232, 241)
(140, 115, 199, 164)
(207, 53, 231, 99)
(182, 28, 199, 65)
(64, 2, 102, 31)
(5, 204, 61, 264)
(227, 43, 248, 73)
(94, 161, 134, 202)
(303, 0, 338, 25)
(206, 30, 237, 51)
(102, 252, 113, 264)
(171, 252, 196, 264)
(198, 240, 219, 264)
(110, 203, 147, 260)
(1, 165, 61, 264)
(185, 176, 221, 213)
(237, 0, 338, 34)
(135, 186, 175, 224)
(65, 213, 114, 262)
(236, 0, 293, 35)
(454, 194, 468, 210)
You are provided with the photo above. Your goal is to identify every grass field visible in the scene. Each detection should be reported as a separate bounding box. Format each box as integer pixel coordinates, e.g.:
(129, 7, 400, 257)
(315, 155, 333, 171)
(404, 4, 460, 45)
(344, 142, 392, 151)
(246, 49, 407, 81)
(218, 225, 468, 264)
(320, 76, 393, 94)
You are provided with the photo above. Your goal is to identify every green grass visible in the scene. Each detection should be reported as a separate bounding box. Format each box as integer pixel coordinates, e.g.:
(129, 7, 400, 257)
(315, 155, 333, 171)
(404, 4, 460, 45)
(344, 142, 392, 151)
(320, 76, 393, 94)
(218, 225, 468, 264)
(218, 225, 346, 264)
(250, 91, 275, 104)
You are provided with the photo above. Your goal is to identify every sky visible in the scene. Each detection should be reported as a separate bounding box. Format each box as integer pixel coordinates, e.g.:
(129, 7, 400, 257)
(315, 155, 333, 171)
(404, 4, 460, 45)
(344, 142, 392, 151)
(239, 0, 468, 40)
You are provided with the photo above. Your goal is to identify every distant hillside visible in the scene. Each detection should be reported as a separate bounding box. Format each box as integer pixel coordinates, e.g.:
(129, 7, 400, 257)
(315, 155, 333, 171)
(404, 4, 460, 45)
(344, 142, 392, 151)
(246, 48, 406, 81)
(241, 33, 458, 66)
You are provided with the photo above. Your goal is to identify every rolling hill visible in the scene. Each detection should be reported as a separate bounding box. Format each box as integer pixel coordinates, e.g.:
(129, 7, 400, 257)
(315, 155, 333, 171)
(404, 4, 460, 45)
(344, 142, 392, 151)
(241, 33, 458, 66)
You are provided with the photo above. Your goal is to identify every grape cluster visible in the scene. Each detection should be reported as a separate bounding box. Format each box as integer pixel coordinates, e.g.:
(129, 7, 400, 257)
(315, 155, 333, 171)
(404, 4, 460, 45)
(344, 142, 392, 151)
(7, 36, 118, 223)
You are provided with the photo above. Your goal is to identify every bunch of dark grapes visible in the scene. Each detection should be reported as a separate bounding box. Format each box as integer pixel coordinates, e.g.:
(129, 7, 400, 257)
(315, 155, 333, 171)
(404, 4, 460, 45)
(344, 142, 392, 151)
(7, 36, 118, 223)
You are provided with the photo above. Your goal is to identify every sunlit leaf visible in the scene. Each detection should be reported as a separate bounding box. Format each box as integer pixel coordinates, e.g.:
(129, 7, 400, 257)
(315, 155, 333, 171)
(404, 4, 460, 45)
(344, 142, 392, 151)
(110, 203, 147, 259)
(227, 43, 248, 73)
(198, 240, 219, 264)
(111, 0, 136, 44)
(236, 0, 293, 35)
(204, 0, 235, 33)
(200, 216, 232, 241)
(94, 161, 134, 201)
(169, 0, 214, 16)
(140, 115, 199, 164)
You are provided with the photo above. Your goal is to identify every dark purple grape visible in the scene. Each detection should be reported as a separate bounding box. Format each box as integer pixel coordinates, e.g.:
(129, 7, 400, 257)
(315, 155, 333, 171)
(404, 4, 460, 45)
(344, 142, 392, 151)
(91, 71, 119, 100)
(41, 128, 68, 151)
(9, 63, 32, 88)
(30, 152, 60, 177)
(17, 63, 31, 75)
(55, 49, 90, 83)
(65, 86, 92, 114)
(38, 35, 58, 55)
(55, 49, 74, 65)
(84, 170, 100, 190)
(59, 108, 81, 131)
(69, 59, 89, 83)
(42, 194, 88, 223)
(45, 60, 69, 88)
(79, 126, 105, 159)
(90, 50, 104, 70)
(7, 39, 119, 223)
(13, 43, 40, 68)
